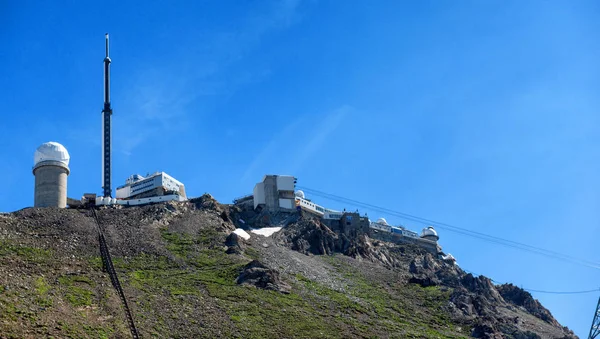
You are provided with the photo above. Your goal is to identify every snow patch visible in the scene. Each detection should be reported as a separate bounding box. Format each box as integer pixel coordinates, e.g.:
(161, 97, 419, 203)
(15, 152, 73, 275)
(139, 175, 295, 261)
(250, 227, 282, 237)
(233, 228, 251, 240)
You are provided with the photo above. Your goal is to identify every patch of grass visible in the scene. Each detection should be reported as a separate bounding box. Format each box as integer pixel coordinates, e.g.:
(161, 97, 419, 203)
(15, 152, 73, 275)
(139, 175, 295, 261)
(204, 282, 341, 339)
(58, 275, 94, 286)
(83, 324, 113, 339)
(319, 255, 464, 338)
(244, 247, 260, 260)
(64, 286, 93, 306)
(34, 276, 53, 307)
(296, 274, 367, 314)
(88, 256, 103, 270)
(0, 302, 18, 321)
(35, 276, 50, 295)
(58, 275, 95, 307)
(0, 242, 51, 263)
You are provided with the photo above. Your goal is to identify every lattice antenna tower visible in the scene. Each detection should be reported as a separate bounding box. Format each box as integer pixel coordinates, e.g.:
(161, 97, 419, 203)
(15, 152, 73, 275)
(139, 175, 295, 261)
(589, 297, 600, 339)
(101, 33, 113, 197)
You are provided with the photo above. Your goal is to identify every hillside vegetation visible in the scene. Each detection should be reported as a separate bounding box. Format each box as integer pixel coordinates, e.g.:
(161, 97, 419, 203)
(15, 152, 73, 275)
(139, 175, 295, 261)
(0, 195, 576, 338)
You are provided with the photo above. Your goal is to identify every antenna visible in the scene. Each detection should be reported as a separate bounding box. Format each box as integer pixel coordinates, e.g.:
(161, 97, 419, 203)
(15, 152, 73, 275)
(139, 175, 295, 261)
(105, 33, 109, 58)
(101, 33, 113, 198)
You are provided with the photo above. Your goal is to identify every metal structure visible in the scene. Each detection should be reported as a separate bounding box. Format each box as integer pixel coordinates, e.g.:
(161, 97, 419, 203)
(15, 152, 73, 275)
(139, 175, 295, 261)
(589, 297, 600, 338)
(89, 208, 139, 338)
(102, 33, 113, 197)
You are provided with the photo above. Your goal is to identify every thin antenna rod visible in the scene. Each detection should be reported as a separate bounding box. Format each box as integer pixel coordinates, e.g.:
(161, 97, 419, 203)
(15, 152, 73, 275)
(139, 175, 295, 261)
(103, 33, 111, 106)
(105, 33, 109, 58)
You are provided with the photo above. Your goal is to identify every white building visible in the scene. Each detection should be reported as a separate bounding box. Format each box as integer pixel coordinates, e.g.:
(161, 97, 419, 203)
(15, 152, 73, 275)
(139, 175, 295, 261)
(33, 142, 70, 208)
(116, 172, 186, 200)
(253, 175, 296, 211)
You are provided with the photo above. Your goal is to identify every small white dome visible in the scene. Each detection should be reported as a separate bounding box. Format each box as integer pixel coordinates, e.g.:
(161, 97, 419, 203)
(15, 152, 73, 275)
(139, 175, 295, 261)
(295, 190, 305, 199)
(376, 217, 388, 225)
(421, 226, 439, 239)
(34, 142, 70, 167)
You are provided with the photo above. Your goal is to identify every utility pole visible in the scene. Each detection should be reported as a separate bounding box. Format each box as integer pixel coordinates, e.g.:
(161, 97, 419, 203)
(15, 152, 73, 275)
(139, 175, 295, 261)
(589, 297, 600, 339)
(102, 33, 112, 198)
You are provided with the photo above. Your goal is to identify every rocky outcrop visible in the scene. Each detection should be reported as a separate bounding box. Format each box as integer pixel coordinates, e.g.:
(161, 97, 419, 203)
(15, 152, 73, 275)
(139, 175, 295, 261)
(276, 219, 351, 255)
(277, 218, 409, 269)
(497, 283, 559, 326)
(191, 193, 221, 211)
(225, 232, 246, 255)
(408, 252, 462, 287)
(236, 260, 291, 294)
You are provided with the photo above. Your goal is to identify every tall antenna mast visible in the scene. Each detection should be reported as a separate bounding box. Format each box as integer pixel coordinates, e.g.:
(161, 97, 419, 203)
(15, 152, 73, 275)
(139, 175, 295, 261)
(101, 33, 113, 197)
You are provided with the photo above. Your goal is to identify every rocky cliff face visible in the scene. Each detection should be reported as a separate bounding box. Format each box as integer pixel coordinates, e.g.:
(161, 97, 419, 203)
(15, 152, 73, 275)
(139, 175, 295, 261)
(273, 214, 576, 339)
(0, 197, 576, 338)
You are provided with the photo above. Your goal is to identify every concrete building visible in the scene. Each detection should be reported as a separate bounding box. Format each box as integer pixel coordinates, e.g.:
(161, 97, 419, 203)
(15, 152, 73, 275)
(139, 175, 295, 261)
(33, 142, 70, 208)
(323, 212, 370, 236)
(253, 175, 296, 211)
(367, 219, 442, 254)
(116, 172, 187, 200)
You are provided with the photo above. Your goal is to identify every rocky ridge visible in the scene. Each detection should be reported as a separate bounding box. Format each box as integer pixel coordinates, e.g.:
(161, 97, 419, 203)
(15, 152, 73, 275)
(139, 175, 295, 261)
(0, 195, 576, 338)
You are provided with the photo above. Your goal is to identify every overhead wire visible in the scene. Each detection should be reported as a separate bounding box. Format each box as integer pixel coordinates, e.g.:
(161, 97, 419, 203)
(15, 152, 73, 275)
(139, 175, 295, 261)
(296, 186, 600, 270)
(523, 288, 600, 295)
(459, 267, 600, 295)
(297, 186, 600, 294)
(469, 263, 600, 295)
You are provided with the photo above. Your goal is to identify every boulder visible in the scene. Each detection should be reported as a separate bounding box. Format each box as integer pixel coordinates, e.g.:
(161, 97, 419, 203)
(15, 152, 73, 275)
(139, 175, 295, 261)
(225, 232, 246, 255)
(236, 260, 291, 294)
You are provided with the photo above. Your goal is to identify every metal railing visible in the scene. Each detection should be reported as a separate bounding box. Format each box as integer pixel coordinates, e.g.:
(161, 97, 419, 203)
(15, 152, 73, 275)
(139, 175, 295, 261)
(89, 208, 140, 339)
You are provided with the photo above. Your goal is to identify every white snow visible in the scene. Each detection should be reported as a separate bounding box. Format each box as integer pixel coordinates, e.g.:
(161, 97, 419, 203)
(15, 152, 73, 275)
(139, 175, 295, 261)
(442, 253, 458, 266)
(250, 227, 282, 237)
(232, 228, 251, 240)
(442, 253, 456, 261)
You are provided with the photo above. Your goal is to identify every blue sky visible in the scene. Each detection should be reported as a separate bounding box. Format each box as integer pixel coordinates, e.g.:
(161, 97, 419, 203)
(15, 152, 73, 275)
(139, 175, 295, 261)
(1, 0, 599, 335)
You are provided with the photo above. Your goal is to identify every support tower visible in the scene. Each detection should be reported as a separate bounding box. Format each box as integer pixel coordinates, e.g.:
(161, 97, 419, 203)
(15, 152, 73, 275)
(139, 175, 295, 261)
(589, 296, 600, 339)
(102, 33, 112, 197)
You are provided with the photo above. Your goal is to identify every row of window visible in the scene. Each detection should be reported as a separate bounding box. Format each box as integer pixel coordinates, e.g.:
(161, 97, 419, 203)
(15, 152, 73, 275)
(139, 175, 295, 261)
(131, 182, 154, 193)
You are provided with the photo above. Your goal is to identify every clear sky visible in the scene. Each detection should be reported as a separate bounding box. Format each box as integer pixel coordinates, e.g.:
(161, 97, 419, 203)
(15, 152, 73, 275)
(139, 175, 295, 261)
(1, 1, 599, 335)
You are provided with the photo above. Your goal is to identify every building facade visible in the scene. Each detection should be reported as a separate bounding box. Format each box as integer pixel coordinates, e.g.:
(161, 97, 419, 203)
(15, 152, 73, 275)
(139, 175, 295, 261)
(253, 175, 296, 211)
(116, 172, 186, 200)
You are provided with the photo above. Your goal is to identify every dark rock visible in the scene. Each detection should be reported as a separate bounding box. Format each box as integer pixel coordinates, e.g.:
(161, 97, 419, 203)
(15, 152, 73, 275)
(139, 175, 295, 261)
(191, 194, 221, 211)
(472, 319, 503, 338)
(276, 219, 340, 255)
(225, 232, 246, 255)
(236, 260, 291, 294)
(460, 274, 503, 304)
(220, 210, 230, 222)
(497, 283, 559, 326)
(408, 253, 461, 288)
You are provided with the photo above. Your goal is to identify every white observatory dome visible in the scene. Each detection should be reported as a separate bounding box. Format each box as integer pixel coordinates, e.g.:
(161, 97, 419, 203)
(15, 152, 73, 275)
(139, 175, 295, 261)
(421, 226, 439, 239)
(34, 142, 70, 167)
(295, 190, 305, 199)
(376, 217, 388, 225)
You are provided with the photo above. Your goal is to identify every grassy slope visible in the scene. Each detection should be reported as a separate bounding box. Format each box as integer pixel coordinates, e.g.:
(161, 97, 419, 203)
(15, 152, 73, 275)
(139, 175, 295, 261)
(0, 222, 470, 338)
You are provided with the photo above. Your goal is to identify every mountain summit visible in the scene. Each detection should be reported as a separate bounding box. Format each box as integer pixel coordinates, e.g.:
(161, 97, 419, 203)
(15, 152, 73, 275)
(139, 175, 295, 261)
(0, 195, 575, 338)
